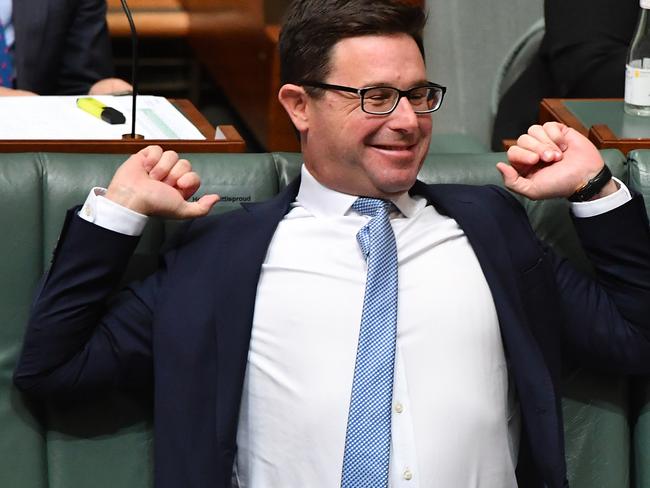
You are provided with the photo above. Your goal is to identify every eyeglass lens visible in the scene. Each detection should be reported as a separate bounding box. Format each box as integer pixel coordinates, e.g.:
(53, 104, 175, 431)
(362, 86, 442, 114)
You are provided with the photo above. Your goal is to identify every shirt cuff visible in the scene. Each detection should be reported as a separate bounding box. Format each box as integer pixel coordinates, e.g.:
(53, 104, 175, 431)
(78, 187, 148, 236)
(570, 177, 632, 218)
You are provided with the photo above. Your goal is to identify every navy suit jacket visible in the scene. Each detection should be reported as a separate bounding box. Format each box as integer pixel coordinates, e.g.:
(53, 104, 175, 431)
(14, 179, 650, 488)
(12, 0, 113, 94)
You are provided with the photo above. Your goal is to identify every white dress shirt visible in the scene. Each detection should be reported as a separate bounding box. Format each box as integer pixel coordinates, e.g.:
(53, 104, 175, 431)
(79, 166, 631, 488)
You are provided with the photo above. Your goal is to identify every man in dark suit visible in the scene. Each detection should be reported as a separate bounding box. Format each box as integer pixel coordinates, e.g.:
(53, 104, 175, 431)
(0, 0, 130, 95)
(14, 1, 650, 487)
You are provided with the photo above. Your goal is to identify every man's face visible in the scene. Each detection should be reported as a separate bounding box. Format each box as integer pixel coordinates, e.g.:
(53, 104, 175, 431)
(301, 34, 433, 198)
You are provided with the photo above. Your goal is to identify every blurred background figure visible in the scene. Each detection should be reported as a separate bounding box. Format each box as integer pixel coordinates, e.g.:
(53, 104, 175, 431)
(491, 0, 638, 150)
(0, 0, 131, 96)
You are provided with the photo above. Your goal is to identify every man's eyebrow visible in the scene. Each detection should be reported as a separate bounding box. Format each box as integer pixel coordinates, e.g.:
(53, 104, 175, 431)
(361, 80, 430, 88)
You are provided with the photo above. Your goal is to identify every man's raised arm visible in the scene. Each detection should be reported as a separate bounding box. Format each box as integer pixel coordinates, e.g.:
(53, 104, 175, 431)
(13, 146, 218, 396)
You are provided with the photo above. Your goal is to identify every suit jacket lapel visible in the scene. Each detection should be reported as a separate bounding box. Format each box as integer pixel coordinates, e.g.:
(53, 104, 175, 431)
(212, 178, 301, 448)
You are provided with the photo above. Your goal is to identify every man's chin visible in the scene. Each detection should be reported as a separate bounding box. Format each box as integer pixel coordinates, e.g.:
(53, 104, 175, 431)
(372, 172, 420, 197)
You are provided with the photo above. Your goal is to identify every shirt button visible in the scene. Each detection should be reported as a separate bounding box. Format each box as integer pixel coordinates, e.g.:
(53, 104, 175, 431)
(394, 402, 404, 413)
(403, 469, 413, 481)
(82, 205, 93, 219)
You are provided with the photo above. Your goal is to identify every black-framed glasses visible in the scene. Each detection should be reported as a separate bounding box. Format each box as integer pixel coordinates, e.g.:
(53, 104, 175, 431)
(300, 81, 446, 115)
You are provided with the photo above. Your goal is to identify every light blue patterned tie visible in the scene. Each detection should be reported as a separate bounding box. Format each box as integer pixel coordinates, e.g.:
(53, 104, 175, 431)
(341, 197, 398, 488)
(0, 20, 13, 87)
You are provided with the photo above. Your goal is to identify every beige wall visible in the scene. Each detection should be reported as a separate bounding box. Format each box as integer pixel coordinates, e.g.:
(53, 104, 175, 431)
(424, 0, 543, 146)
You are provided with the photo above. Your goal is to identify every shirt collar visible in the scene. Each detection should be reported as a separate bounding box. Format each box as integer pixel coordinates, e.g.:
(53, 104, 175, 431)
(295, 164, 423, 218)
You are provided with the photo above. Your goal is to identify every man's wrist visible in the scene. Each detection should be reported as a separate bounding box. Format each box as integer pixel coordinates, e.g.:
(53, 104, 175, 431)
(568, 165, 612, 202)
(587, 178, 619, 201)
(571, 177, 632, 218)
(105, 184, 149, 215)
(79, 188, 148, 236)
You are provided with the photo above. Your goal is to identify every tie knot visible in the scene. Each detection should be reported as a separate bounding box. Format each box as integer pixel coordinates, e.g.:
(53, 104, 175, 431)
(351, 198, 392, 218)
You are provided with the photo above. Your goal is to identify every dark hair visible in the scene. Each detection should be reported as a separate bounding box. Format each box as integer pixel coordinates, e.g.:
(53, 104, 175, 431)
(279, 0, 426, 87)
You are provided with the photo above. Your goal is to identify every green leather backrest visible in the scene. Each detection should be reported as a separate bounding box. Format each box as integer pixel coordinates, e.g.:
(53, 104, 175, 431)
(0, 154, 47, 488)
(0, 149, 641, 488)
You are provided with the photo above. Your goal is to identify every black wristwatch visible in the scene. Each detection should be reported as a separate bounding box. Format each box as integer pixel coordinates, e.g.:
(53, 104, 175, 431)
(568, 165, 612, 202)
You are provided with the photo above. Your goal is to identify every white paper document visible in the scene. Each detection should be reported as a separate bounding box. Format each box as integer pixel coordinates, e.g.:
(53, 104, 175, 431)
(0, 95, 206, 140)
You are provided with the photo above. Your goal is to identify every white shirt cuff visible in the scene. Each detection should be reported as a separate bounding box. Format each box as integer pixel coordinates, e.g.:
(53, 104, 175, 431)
(570, 177, 632, 218)
(78, 187, 148, 236)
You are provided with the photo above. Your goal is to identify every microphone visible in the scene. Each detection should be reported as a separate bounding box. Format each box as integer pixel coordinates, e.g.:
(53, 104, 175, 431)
(120, 0, 144, 139)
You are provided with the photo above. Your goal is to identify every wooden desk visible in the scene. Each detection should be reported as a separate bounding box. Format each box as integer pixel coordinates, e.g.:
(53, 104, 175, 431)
(539, 98, 650, 154)
(0, 99, 245, 153)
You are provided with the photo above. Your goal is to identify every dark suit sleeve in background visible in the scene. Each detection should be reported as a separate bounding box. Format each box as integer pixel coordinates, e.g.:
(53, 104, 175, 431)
(56, 0, 114, 95)
(13, 0, 114, 95)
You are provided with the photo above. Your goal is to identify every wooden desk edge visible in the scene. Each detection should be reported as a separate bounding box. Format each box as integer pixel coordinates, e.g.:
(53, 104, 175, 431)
(588, 124, 650, 153)
(539, 99, 589, 136)
(0, 136, 244, 154)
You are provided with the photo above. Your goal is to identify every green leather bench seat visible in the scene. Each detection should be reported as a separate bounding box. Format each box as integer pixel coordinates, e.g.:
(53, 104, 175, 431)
(0, 149, 647, 487)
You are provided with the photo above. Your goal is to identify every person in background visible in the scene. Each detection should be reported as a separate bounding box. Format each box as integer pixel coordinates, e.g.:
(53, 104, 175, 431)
(0, 0, 131, 96)
(492, 0, 638, 150)
(13, 1, 650, 487)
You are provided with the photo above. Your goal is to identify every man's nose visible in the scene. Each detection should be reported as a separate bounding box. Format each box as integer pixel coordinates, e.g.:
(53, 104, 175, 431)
(387, 96, 419, 131)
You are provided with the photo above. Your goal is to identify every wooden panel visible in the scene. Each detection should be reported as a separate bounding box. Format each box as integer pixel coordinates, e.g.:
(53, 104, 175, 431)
(263, 25, 299, 151)
(186, 12, 278, 147)
(107, 0, 263, 37)
(107, 0, 190, 37)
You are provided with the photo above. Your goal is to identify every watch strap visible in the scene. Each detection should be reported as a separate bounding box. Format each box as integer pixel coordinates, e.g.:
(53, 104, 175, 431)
(568, 165, 612, 202)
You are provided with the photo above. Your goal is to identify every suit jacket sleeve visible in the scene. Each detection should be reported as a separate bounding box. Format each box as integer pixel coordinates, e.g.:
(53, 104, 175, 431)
(557, 195, 650, 372)
(13, 210, 167, 395)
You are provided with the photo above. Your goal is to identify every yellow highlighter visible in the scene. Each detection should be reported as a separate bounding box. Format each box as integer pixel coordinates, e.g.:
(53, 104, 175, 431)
(76, 97, 126, 125)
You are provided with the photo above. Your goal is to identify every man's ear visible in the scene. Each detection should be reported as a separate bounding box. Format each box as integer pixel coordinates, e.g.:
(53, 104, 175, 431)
(278, 84, 310, 132)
